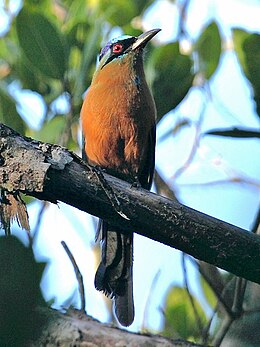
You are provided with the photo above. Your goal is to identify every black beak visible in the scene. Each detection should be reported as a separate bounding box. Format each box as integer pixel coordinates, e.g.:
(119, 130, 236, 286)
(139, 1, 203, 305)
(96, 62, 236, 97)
(132, 28, 161, 50)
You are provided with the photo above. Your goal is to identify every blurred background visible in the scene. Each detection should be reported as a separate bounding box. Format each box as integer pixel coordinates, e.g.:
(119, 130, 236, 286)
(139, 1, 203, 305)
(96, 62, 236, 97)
(0, 0, 260, 345)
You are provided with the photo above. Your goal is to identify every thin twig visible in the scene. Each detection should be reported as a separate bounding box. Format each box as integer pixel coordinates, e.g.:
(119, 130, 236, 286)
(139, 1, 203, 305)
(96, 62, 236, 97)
(213, 316, 233, 347)
(231, 206, 260, 318)
(210, 275, 248, 346)
(141, 270, 161, 331)
(177, 0, 191, 38)
(154, 170, 179, 202)
(191, 258, 233, 318)
(206, 83, 246, 125)
(197, 263, 247, 346)
(252, 206, 260, 234)
(201, 305, 218, 345)
(200, 273, 244, 346)
(231, 207, 260, 319)
(61, 240, 86, 312)
(171, 102, 206, 181)
(30, 201, 48, 246)
(58, 84, 74, 148)
(243, 308, 260, 315)
(178, 177, 260, 189)
(182, 254, 204, 336)
(232, 277, 246, 315)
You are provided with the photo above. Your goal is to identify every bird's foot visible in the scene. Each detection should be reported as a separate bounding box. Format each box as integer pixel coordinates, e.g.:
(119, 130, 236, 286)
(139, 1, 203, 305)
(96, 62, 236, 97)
(130, 176, 141, 189)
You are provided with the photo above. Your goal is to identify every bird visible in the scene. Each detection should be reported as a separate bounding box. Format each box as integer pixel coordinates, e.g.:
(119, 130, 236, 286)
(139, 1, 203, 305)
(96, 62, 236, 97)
(81, 28, 160, 327)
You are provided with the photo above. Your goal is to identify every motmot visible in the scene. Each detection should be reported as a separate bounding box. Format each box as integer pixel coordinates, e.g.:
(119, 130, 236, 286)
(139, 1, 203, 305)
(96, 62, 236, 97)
(81, 28, 160, 326)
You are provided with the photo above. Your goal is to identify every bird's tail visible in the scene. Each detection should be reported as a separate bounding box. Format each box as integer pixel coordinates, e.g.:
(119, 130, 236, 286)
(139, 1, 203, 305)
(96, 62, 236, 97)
(94, 221, 134, 327)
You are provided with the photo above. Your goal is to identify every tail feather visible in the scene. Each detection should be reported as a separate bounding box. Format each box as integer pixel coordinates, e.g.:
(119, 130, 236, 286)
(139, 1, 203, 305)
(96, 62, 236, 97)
(94, 221, 134, 326)
(115, 270, 134, 326)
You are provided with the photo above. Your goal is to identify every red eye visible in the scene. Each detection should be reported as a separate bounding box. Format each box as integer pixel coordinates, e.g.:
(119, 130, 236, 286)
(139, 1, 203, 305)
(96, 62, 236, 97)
(113, 43, 123, 54)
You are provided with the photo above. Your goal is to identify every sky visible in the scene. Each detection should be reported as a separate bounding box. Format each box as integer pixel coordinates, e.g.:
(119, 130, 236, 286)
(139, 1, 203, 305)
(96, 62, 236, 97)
(1, 0, 260, 333)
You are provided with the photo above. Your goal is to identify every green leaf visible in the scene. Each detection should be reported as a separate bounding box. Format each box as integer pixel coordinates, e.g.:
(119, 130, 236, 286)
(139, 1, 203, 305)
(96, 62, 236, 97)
(32, 115, 66, 143)
(66, 21, 91, 51)
(63, 0, 93, 29)
(16, 57, 50, 95)
(0, 38, 15, 66)
(0, 235, 46, 345)
(134, 0, 154, 13)
(0, 87, 26, 134)
(243, 34, 260, 118)
(99, 0, 138, 26)
(23, 0, 52, 12)
(199, 275, 217, 309)
(159, 119, 191, 142)
(163, 286, 207, 339)
(233, 30, 260, 118)
(150, 42, 194, 120)
(16, 8, 67, 79)
(35, 261, 47, 283)
(73, 20, 102, 107)
(195, 21, 222, 79)
(232, 28, 251, 75)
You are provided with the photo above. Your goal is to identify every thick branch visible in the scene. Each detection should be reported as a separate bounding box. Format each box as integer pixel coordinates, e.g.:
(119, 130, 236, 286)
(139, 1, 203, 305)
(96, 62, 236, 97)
(30, 308, 204, 347)
(0, 123, 260, 284)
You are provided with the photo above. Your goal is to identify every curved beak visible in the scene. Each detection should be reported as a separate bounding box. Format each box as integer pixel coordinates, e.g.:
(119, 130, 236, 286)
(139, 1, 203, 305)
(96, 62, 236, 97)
(132, 28, 161, 50)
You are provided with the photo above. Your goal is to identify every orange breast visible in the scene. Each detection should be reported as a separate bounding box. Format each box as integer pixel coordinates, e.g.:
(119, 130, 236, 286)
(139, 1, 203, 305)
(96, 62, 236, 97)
(81, 55, 155, 179)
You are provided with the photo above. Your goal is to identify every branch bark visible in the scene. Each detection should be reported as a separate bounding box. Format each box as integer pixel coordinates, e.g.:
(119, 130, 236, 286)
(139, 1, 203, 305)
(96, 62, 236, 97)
(0, 123, 260, 284)
(29, 308, 205, 347)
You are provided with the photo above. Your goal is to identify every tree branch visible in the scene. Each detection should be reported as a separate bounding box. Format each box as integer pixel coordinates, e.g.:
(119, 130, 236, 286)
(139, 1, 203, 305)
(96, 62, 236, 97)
(0, 123, 260, 284)
(30, 308, 205, 347)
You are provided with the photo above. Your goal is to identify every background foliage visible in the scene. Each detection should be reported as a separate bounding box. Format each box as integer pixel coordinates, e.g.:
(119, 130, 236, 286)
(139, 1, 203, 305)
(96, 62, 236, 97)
(0, 0, 259, 346)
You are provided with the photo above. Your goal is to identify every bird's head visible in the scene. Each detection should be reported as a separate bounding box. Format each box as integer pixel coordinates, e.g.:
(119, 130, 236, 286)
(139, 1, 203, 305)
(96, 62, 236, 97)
(97, 28, 161, 71)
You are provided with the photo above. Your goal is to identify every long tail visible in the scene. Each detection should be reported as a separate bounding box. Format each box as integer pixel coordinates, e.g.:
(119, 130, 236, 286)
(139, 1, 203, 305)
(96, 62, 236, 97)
(94, 221, 134, 326)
